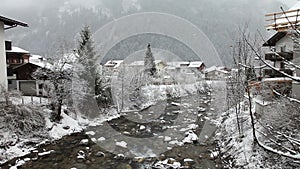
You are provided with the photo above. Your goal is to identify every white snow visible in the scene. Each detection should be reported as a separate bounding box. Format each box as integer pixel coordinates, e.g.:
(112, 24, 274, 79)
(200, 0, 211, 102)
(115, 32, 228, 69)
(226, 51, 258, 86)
(188, 61, 204, 68)
(184, 158, 194, 162)
(77, 150, 85, 159)
(97, 137, 106, 141)
(262, 77, 292, 82)
(79, 139, 89, 145)
(38, 150, 54, 156)
(47, 112, 82, 139)
(164, 136, 172, 142)
(139, 125, 146, 130)
(116, 141, 127, 148)
(6, 46, 29, 54)
(9, 159, 26, 169)
(182, 130, 198, 144)
(85, 131, 95, 136)
(153, 158, 181, 168)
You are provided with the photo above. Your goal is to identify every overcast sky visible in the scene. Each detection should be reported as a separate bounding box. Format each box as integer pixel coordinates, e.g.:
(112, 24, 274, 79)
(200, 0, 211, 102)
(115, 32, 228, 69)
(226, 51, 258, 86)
(279, 0, 298, 7)
(0, 0, 298, 9)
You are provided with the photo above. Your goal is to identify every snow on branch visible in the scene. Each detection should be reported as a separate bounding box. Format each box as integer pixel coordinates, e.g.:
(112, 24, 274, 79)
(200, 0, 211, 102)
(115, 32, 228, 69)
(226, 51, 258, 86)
(257, 138, 300, 160)
(238, 63, 267, 69)
(272, 89, 300, 104)
(272, 52, 300, 70)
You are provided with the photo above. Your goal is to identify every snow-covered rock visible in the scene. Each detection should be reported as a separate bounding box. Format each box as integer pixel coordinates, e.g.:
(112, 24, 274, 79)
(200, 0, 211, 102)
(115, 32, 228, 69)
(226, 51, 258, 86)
(139, 125, 146, 130)
(38, 150, 54, 156)
(85, 131, 95, 136)
(164, 136, 172, 142)
(79, 139, 89, 146)
(153, 158, 181, 168)
(97, 137, 106, 141)
(116, 141, 127, 148)
(182, 130, 198, 144)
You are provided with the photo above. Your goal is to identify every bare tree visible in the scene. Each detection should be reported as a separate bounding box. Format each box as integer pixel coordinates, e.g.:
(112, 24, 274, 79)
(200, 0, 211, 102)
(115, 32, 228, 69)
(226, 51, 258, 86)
(33, 45, 73, 121)
(241, 7, 300, 160)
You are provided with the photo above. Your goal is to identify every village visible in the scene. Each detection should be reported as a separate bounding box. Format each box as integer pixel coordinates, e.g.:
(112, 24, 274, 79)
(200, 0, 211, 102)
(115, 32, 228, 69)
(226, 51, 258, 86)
(1, 1, 300, 169)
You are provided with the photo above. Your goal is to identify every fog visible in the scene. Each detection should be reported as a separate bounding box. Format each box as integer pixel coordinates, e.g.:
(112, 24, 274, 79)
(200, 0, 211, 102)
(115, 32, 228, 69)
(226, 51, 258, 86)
(0, 0, 295, 65)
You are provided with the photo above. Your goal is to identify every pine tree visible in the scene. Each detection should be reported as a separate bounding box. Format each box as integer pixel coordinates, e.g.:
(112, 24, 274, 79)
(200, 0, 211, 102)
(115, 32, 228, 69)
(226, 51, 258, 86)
(75, 25, 97, 95)
(144, 43, 157, 76)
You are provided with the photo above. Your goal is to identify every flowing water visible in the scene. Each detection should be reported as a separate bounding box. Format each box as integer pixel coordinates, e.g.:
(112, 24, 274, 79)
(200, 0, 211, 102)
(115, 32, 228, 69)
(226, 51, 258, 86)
(1, 93, 224, 169)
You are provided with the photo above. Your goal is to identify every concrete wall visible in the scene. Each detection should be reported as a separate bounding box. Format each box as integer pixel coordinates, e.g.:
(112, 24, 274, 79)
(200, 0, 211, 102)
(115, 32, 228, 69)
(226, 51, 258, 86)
(292, 82, 300, 99)
(275, 35, 294, 52)
(0, 21, 7, 91)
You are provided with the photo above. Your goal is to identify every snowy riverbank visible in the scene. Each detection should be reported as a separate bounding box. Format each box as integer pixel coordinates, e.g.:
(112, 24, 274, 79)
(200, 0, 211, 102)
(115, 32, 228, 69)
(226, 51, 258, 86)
(0, 100, 120, 165)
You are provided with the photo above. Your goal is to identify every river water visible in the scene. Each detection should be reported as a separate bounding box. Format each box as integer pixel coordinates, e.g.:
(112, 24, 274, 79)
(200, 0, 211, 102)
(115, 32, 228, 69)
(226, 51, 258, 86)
(1, 92, 225, 169)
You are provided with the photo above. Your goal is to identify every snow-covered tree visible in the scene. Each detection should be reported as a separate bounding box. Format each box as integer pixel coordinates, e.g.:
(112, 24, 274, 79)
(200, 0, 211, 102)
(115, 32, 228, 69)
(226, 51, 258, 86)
(75, 25, 97, 94)
(73, 25, 114, 115)
(33, 47, 72, 121)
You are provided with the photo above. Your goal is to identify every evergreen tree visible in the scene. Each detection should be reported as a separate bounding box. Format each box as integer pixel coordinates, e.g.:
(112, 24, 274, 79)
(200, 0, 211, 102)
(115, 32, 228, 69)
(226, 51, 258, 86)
(75, 25, 97, 95)
(144, 43, 157, 76)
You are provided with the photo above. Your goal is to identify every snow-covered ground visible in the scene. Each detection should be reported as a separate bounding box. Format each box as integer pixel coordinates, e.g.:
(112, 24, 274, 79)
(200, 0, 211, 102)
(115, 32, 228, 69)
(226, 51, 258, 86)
(213, 100, 265, 168)
(0, 97, 120, 165)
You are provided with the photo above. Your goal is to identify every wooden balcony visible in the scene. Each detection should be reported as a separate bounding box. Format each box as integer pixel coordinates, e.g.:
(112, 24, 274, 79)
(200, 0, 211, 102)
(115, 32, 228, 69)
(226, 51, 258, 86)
(264, 69, 293, 78)
(265, 52, 293, 61)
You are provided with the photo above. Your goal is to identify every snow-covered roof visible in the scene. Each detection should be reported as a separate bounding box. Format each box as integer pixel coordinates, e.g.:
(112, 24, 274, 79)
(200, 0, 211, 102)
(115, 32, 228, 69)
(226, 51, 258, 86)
(188, 61, 204, 68)
(29, 55, 44, 62)
(205, 66, 217, 72)
(205, 66, 229, 74)
(129, 60, 144, 66)
(167, 61, 190, 68)
(129, 60, 164, 66)
(29, 61, 53, 70)
(104, 60, 124, 68)
(6, 46, 30, 54)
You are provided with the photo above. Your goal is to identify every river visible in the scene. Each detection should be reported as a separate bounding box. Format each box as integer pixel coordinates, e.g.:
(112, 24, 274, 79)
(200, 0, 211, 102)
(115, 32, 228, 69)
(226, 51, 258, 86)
(1, 91, 225, 169)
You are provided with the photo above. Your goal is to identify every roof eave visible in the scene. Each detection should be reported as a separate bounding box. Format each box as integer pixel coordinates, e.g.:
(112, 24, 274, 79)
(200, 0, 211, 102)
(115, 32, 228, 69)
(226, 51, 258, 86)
(0, 15, 28, 28)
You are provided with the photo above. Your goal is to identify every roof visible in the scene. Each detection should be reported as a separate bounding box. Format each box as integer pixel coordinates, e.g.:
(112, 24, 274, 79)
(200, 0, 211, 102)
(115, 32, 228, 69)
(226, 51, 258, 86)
(6, 46, 30, 54)
(129, 60, 144, 66)
(13, 62, 45, 70)
(262, 32, 287, 46)
(205, 66, 229, 74)
(167, 61, 190, 68)
(104, 60, 124, 68)
(0, 15, 28, 27)
(129, 60, 164, 66)
(188, 61, 204, 68)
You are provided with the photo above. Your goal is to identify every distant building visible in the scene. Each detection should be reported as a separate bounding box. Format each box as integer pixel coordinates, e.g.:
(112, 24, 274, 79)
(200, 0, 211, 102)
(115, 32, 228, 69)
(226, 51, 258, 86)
(205, 66, 230, 80)
(0, 15, 28, 91)
(103, 60, 124, 76)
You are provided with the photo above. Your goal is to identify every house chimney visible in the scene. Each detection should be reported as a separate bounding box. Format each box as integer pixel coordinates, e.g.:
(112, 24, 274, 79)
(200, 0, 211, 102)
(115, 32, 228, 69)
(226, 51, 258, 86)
(5, 41, 11, 50)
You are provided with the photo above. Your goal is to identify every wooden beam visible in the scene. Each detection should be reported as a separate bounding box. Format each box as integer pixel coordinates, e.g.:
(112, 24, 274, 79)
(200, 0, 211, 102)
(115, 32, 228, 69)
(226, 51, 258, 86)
(265, 9, 300, 17)
(266, 14, 300, 21)
(265, 20, 300, 27)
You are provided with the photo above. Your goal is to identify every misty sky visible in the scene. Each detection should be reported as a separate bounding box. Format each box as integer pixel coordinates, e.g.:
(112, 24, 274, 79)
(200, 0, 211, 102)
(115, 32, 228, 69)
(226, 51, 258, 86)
(0, 0, 297, 11)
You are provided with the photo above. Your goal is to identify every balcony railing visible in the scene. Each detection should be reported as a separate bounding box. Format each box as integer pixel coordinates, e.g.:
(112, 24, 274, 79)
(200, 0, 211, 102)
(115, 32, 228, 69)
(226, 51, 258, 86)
(265, 51, 293, 61)
(264, 69, 293, 78)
